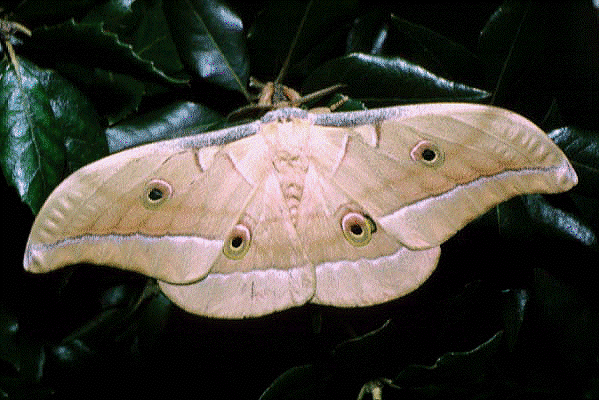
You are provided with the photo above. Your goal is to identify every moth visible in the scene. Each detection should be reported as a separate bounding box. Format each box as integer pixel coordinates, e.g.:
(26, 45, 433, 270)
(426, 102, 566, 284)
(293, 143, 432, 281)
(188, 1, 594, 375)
(23, 103, 577, 318)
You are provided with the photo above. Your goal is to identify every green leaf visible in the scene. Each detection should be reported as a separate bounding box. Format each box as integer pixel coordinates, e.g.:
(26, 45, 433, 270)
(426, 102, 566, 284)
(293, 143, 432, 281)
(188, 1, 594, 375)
(20, 19, 186, 85)
(53, 62, 146, 124)
(163, 0, 250, 96)
(302, 53, 490, 106)
(105, 101, 224, 153)
(82, 0, 133, 20)
(389, 15, 482, 84)
(346, 12, 482, 85)
(247, 0, 359, 83)
(0, 57, 107, 213)
(10, 0, 98, 27)
(82, 0, 185, 76)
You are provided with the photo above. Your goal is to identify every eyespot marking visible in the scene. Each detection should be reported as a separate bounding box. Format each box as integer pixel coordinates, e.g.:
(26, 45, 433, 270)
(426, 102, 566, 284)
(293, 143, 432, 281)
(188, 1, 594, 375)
(341, 211, 376, 247)
(410, 140, 444, 167)
(223, 224, 251, 260)
(142, 179, 172, 209)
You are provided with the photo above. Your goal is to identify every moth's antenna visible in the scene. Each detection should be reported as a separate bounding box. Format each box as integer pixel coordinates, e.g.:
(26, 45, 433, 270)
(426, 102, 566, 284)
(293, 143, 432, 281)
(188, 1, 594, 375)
(274, 0, 313, 85)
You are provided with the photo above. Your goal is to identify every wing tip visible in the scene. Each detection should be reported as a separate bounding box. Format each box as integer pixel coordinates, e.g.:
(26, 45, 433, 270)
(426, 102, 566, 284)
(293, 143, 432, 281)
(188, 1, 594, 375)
(23, 240, 52, 273)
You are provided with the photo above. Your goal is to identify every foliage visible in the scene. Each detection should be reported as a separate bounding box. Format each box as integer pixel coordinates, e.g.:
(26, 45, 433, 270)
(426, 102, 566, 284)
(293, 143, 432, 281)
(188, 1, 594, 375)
(0, 0, 597, 398)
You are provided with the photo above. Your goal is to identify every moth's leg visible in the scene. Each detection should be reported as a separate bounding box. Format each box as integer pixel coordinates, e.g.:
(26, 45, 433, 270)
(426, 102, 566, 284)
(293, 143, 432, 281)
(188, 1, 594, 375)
(257, 81, 275, 106)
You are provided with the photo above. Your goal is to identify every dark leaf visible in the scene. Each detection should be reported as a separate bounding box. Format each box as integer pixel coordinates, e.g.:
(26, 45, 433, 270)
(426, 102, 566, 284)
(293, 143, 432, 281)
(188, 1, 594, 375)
(106, 101, 224, 152)
(55, 62, 146, 124)
(0, 303, 51, 397)
(163, 0, 250, 95)
(531, 268, 599, 371)
(302, 53, 490, 106)
(478, 1, 542, 104)
(500, 289, 529, 351)
(82, 0, 185, 76)
(498, 194, 596, 250)
(347, 12, 482, 85)
(479, 1, 599, 125)
(0, 57, 106, 213)
(346, 10, 392, 56)
(20, 19, 186, 85)
(9, 0, 97, 27)
(497, 126, 598, 251)
(504, 268, 599, 398)
(0, 376, 54, 399)
(0, 305, 20, 375)
(247, 0, 358, 84)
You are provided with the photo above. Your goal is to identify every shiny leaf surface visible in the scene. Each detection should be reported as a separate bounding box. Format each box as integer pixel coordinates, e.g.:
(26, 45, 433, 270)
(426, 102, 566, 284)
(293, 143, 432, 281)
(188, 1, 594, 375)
(163, 0, 250, 95)
(0, 57, 106, 213)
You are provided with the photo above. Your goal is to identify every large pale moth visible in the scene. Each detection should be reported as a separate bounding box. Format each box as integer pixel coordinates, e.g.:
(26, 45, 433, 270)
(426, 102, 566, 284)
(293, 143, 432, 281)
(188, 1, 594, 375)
(24, 103, 577, 318)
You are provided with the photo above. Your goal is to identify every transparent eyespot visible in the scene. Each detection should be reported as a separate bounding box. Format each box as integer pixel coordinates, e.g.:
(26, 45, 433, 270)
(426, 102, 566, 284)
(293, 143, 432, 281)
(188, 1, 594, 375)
(410, 140, 444, 167)
(142, 179, 173, 209)
(223, 224, 252, 260)
(341, 211, 376, 247)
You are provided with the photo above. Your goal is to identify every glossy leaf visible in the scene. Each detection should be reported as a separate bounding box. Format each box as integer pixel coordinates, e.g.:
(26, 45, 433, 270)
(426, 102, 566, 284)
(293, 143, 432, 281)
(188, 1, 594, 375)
(106, 101, 224, 153)
(0, 57, 106, 213)
(20, 19, 185, 85)
(163, 0, 250, 96)
(54, 62, 146, 125)
(82, 0, 185, 77)
(247, 0, 359, 83)
(347, 12, 482, 85)
(302, 53, 490, 106)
